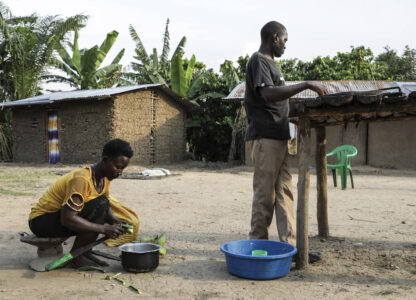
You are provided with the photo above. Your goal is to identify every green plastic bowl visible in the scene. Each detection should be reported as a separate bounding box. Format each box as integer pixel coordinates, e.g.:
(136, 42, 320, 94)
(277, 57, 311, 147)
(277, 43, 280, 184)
(252, 250, 268, 256)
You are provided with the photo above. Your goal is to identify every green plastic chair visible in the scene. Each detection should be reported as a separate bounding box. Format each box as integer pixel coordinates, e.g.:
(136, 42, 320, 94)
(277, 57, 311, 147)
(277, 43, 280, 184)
(326, 145, 357, 190)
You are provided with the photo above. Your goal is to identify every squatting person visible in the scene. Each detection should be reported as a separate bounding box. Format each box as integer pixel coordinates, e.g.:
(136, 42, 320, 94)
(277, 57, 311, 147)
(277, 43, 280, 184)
(28, 138, 139, 267)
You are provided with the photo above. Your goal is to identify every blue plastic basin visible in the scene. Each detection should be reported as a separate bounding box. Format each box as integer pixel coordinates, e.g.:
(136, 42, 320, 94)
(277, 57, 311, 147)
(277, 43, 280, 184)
(220, 240, 297, 280)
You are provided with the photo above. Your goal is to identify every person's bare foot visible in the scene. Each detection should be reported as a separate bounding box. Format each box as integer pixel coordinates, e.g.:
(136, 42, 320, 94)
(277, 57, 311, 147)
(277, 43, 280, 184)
(84, 251, 110, 267)
(68, 254, 99, 268)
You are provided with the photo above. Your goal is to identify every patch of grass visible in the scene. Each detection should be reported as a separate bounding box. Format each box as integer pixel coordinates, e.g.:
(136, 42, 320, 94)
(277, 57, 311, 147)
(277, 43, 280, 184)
(410, 269, 416, 275)
(398, 286, 411, 290)
(377, 290, 395, 296)
(0, 170, 58, 183)
(0, 187, 34, 196)
(0, 169, 59, 195)
(0, 169, 59, 197)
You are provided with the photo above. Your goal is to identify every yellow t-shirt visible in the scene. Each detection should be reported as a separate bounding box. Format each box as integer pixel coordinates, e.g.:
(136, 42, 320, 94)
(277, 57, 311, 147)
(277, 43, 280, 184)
(28, 166, 140, 246)
(29, 166, 110, 220)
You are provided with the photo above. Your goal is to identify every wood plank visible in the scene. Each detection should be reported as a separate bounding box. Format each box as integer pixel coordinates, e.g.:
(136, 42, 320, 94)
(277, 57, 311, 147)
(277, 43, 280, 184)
(310, 114, 416, 128)
(316, 127, 329, 237)
(290, 102, 416, 118)
(296, 118, 311, 269)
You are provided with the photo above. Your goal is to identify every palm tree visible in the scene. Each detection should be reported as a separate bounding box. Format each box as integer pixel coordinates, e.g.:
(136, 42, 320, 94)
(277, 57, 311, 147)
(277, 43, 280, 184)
(0, 2, 87, 100)
(45, 29, 125, 89)
(124, 19, 186, 85)
(0, 2, 86, 161)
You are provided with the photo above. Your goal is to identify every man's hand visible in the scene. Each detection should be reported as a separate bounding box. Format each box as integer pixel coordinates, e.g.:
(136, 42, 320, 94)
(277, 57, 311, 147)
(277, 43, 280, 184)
(101, 224, 125, 239)
(306, 81, 329, 96)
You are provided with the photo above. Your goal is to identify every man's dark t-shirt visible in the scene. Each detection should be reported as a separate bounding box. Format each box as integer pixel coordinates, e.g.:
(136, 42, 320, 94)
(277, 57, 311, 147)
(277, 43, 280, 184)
(244, 52, 290, 141)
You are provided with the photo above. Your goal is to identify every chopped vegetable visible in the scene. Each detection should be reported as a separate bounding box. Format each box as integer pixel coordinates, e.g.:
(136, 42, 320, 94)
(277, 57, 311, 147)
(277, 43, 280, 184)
(105, 272, 121, 280)
(129, 284, 142, 294)
(159, 247, 167, 255)
(155, 232, 167, 246)
(105, 273, 143, 294)
(140, 235, 158, 243)
(121, 224, 134, 234)
(113, 276, 127, 286)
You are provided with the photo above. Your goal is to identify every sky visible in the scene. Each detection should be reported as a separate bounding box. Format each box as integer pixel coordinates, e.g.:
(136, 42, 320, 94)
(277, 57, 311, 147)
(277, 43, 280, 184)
(3, 0, 416, 72)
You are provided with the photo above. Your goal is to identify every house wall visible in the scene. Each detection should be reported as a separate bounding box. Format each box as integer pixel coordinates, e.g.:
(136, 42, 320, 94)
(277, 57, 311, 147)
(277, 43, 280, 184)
(12, 89, 187, 165)
(12, 107, 47, 162)
(56, 99, 113, 163)
(154, 91, 187, 163)
(112, 90, 153, 164)
(368, 120, 416, 169)
(111, 90, 186, 165)
(12, 99, 113, 163)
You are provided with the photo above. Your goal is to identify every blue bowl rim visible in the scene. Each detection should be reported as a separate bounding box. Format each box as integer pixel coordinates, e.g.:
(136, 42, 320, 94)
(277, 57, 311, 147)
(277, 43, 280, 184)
(220, 239, 297, 260)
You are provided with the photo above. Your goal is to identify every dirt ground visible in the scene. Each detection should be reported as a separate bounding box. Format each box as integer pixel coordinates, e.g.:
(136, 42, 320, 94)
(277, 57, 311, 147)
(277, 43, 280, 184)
(0, 161, 415, 300)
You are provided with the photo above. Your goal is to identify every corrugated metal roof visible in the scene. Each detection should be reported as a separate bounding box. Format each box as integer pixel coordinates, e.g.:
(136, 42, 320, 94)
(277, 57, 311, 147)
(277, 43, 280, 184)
(0, 84, 197, 110)
(224, 81, 416, 100)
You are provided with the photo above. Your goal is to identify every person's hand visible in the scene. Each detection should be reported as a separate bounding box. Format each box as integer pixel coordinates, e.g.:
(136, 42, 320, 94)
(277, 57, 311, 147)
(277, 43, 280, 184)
(102, 224, 124, 239)
(112, 218, 128, 226)
(307, 82, 329, 96)
(106, 213, 127, 225)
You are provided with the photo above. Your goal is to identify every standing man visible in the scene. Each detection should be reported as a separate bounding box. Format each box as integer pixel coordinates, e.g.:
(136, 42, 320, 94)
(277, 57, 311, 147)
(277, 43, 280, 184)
(245, 21, 327, 259)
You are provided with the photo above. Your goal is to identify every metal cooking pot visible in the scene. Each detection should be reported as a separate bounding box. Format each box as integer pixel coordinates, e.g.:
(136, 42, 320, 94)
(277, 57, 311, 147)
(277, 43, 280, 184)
(118, 243, 162, 273)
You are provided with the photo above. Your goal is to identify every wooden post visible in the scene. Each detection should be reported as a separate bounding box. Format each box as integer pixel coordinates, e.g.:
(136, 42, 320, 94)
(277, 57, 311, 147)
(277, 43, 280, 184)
(296, 118, 311, 269)
(316, 127, 329, 237)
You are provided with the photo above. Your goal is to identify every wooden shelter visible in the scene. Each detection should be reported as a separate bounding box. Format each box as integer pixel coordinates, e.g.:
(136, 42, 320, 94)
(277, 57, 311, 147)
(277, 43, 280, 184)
(225, 81, 416, 268)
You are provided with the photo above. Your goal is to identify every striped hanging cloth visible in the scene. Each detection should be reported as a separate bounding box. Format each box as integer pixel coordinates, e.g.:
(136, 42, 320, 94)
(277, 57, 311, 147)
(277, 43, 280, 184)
(48, 111, 59, 164)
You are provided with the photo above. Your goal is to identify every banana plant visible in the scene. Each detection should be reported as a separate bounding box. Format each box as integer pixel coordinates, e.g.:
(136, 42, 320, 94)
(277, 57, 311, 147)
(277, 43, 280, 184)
(44, 29, 124, 89)
(170, 54, 196, 99)
(124, 19, 186, 86)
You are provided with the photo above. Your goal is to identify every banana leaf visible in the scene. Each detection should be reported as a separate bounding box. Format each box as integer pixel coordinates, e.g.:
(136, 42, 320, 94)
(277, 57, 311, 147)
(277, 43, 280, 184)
(170, 54, 186, 98)
(99, 30, 118, 56)
(185, 55, 196, 95)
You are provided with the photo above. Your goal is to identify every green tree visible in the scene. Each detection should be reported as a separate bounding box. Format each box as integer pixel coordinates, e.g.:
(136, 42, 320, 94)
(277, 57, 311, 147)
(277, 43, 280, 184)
(0, 2, 87, 100)
(376, 46, 416, 80)
(0, 2, 86, 161)
(186, 58, 247, 162)
(125, 19, 186, 85)
(45, 29, 125, 89)
(279, 46, 388, 81)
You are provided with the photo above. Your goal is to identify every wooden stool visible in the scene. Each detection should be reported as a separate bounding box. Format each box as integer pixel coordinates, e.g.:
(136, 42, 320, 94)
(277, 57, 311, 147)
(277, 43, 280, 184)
(20, 233, 71, 271)
(20, 233, 68, 257)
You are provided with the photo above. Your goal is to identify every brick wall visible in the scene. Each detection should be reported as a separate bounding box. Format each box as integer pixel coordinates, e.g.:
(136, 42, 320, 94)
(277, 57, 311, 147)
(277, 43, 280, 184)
(12, 107, 47, 162)
(154, 91, 187, 163)
(112, 90, 187, 165)
(12, 99, 113, 163)
(112, 90, 153, 164)
(56, 99, 113, 163)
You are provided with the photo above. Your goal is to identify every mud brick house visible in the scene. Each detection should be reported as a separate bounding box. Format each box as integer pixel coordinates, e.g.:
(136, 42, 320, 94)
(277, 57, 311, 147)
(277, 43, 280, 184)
(1, 84, 195, 164)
